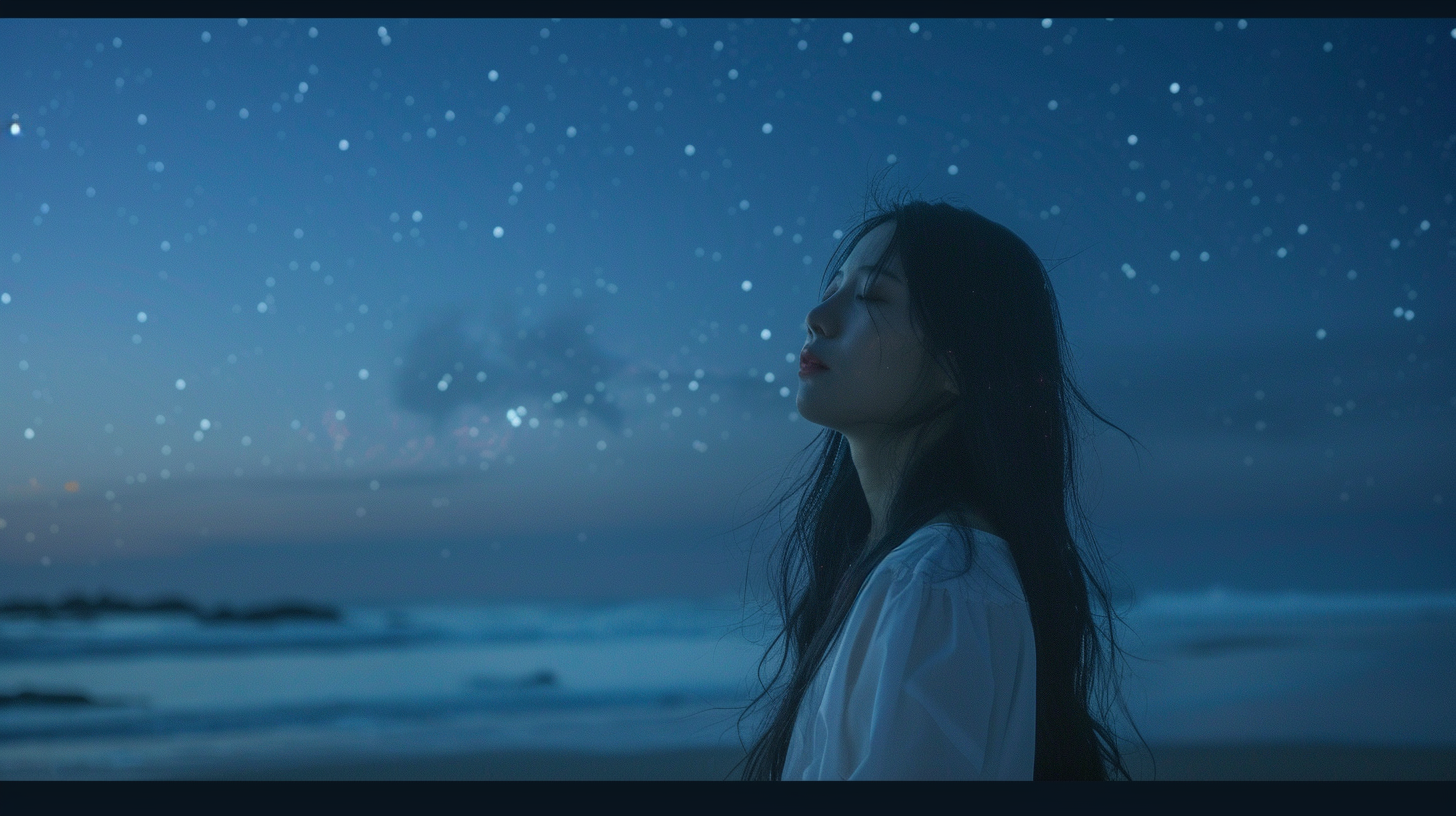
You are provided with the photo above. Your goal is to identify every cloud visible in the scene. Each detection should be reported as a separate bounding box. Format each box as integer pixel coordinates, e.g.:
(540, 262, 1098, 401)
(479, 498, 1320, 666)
(392, 301, 629, 433)
(391, 300, 789, 433)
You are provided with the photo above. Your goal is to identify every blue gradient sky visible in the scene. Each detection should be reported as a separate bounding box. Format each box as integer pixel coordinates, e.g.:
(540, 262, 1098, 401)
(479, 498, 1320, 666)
(1, 18, 1451, 601)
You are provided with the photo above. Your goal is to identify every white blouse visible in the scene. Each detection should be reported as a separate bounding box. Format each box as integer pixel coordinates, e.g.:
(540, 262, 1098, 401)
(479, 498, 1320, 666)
(781, 521, 1036, 780)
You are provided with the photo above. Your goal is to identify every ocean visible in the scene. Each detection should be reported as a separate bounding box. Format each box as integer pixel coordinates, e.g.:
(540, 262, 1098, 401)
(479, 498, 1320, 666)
(2, 589, 1453, 779)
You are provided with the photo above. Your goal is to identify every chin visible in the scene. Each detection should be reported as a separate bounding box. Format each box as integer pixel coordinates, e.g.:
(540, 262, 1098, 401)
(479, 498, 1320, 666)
(794, 391, 821, 425)
(794, 390, 838, 430)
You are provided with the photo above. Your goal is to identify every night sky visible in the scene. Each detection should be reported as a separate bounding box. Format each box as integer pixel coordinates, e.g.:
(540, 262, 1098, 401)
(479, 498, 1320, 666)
(2, 18, 1451, 602)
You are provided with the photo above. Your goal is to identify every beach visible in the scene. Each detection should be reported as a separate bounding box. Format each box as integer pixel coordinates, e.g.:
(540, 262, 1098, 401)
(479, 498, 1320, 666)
(195, 743, 1456, 781)
(5, 592, 1454, 781)
(1122, 744, 1456, 781)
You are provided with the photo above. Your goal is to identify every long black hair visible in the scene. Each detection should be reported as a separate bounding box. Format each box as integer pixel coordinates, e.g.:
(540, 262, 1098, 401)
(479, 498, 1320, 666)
(735, 192, 1142, 780)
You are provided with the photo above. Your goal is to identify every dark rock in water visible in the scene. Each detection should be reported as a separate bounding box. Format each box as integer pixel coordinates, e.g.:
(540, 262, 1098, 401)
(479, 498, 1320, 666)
(200, 602, 341, 624)
(0, 593, 341, 624)
(467, 669, 558, 690)
(0, 689, 97, 708)
(0, 592, 201, 619)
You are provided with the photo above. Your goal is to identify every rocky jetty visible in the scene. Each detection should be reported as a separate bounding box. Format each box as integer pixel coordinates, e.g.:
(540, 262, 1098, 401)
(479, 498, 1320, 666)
(0, 592, 340, 624)
(0, 689, 98, 707)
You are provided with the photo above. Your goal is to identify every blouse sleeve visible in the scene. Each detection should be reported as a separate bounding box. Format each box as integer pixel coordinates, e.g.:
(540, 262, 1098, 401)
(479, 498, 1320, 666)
(789, 558, 1036, 780)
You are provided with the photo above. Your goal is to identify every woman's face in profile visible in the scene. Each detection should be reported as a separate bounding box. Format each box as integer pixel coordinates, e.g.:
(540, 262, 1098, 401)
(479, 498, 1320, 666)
(797, 221, 952, 436)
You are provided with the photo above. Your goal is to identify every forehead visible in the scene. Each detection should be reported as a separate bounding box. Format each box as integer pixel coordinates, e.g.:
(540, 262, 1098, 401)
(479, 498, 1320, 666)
(836, 222, 902, 279)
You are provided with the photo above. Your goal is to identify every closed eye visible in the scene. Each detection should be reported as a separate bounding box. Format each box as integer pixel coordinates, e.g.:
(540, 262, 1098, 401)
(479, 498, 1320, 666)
(820, 277, 884, 303)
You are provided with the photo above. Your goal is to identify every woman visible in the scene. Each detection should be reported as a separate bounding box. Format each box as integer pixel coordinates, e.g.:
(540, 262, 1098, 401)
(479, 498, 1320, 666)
(738, 195, 1137, 780)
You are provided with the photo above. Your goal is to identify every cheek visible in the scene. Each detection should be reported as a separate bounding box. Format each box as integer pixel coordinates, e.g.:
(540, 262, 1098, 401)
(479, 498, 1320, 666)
(839, 325, 886, 378)
(858, 322, 920, 371)
(845, 325, 923, 392)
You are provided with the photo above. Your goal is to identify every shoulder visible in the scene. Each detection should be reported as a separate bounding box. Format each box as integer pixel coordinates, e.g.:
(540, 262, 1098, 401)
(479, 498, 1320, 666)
(872, 522, 1027, 608)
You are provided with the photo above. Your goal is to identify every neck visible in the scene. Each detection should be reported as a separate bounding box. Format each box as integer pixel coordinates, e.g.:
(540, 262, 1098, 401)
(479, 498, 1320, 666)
(844, 412, 955, 546)
(845, 434, 906, 546)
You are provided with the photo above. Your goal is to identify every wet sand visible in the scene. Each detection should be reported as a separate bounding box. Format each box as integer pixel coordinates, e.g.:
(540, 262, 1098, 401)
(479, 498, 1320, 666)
(197, 743, 1456, 780)
(1123, 743, 1456, 781)
(199, 746, 748, 781)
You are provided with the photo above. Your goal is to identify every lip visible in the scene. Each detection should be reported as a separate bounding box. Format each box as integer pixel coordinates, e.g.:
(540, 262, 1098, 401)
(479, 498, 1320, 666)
(798, 349, 829, 377)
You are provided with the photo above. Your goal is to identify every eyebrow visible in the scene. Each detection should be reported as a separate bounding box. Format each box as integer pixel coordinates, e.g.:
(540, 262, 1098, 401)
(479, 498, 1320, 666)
(833, 264, 904, 282)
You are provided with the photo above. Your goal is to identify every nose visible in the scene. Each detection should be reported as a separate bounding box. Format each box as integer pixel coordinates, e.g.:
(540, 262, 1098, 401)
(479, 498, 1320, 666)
(805, 296, 834, 342)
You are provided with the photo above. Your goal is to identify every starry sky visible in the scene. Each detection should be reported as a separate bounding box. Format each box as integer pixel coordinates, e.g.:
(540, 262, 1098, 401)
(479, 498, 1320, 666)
(1, 18, 1451, 602)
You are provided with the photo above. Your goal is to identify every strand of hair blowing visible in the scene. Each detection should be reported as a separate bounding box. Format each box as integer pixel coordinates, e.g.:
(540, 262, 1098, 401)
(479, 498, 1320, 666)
(736, 199, 1136, 780)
